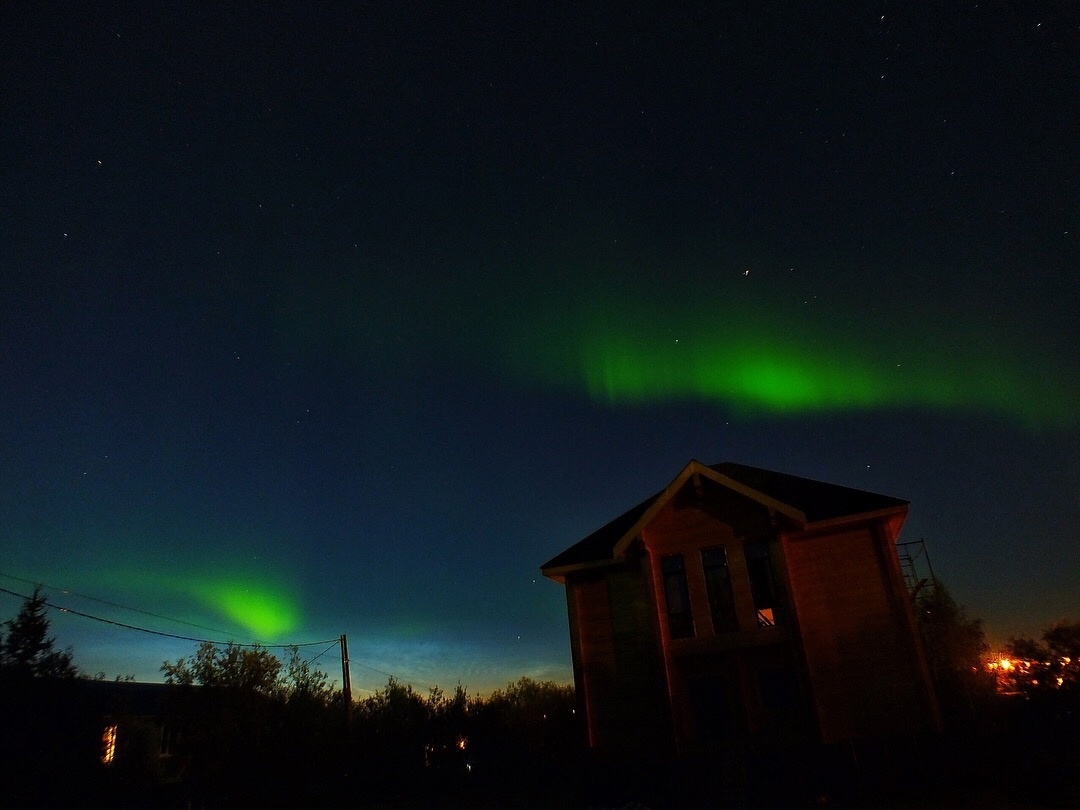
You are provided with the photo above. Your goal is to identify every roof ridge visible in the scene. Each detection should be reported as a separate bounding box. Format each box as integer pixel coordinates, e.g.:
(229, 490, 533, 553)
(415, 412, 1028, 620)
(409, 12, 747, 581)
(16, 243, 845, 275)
(542, 460, 908, 579)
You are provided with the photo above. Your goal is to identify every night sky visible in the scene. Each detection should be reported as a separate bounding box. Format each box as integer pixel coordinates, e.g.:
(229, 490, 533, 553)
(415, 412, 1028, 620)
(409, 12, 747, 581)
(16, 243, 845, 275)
(2, 3, 1077, 693)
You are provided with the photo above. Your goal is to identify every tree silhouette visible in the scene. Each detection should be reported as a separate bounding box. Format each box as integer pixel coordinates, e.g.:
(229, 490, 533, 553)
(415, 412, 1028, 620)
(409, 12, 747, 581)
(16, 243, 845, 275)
(162, 640, 283, 694)
(1, 585, 77, 679)
(1, 587, 86, 804)
(1007, 619, 1080, 696)
(913, 579, 991, 720)
(160, 641, 343, 804)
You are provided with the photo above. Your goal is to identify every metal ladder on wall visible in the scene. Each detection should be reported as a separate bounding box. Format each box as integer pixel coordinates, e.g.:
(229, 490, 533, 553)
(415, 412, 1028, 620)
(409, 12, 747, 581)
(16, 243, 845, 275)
(896, 538, 936, 600)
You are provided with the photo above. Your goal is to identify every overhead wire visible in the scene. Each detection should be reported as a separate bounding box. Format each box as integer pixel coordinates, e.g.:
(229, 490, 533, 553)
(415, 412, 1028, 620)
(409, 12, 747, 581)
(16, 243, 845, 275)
(0, 585, 336, 648)
(305, 641, 340, 666)
(1, 577, 437, 692)
(0, 571, 260, 642)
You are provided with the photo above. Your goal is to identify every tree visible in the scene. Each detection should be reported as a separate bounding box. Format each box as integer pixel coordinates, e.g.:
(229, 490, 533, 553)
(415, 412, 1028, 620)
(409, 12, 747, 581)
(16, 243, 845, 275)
(1, 586, 77, 679)
(469, 677, 578, 782)
(284, 645, 334, 705)
(1, 590, 88, 805)
(349, 676, 434, 789)
(162, 640, 283, 695)
(914, 579, 991, 718)
(160, 641, 343, 804)
(1007, 619, 1080, 696)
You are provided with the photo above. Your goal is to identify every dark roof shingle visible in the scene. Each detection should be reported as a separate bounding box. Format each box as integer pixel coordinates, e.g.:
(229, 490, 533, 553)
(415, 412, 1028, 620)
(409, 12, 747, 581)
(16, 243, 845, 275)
(541, 461, 908, 573)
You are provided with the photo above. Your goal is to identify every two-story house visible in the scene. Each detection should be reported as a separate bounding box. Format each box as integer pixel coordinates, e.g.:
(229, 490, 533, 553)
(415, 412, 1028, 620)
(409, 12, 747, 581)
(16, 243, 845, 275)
(541, 460, 939, 755)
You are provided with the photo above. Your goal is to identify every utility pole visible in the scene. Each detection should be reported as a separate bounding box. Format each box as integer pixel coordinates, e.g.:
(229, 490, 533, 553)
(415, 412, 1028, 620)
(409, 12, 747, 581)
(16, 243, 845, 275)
(340, 633, 353, 728)
(340, 633, 353, 782)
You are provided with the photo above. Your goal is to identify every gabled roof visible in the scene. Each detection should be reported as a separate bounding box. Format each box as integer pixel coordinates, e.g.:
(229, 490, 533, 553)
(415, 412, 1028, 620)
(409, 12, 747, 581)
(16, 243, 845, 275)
(541, 460, 908, 580)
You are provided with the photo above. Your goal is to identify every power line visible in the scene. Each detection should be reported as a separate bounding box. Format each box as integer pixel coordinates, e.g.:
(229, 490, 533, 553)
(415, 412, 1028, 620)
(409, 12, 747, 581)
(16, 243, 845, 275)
(350, 659, 404, 682)
(305, 641, 340, 666)
(0, 572, 260, 642)
(1, 580, 436, 692)
(347, 658, 440, 694)
(0, 586, 337, 649)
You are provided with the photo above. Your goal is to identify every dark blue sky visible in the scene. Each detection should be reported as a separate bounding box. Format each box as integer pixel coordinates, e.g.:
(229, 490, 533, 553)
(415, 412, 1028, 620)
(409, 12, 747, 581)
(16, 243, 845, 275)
(2, 2, 1077, 692)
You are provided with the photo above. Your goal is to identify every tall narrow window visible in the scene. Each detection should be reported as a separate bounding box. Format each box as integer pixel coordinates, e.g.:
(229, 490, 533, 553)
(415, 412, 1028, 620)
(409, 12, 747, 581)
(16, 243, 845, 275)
(101, 724, 118, 765)
(660, 554, 695, 638)
(702, 547, 739, 633)
(745, 541, 780, 626)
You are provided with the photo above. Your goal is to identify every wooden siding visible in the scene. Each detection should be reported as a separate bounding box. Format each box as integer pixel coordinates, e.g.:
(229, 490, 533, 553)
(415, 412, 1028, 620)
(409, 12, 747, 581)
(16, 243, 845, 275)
(606, 561, 672, 752)
(641, 484, 774, 641)
(784, 526, 929, 742)
(556, 471, 936, 754)
(567, 561, 671, 753)
(568, 575, 615, 749)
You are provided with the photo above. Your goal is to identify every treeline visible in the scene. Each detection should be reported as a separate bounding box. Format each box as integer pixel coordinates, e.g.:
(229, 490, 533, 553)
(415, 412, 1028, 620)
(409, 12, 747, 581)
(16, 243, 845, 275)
(1, 589, 578, 807)
(160, 641, 579, 804)
(6, 583, 1079, 807)
(912, 581, 1080, 805)
(353, 675, 578, 799)
(913, 580, 1080, 714)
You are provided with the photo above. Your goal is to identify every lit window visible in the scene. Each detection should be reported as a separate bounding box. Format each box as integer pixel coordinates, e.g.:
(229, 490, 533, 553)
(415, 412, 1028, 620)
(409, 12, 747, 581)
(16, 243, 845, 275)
(101, 724, 118, 765)
(701, 547, 739, 633)
(745, 541, 780, 626)
(661, 554, 695, 638)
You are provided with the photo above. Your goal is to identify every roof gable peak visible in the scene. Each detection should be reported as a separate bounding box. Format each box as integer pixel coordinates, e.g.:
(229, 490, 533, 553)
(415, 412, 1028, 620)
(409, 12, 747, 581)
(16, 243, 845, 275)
(609, 460, 804, 558)
(541, 460, 909, 580)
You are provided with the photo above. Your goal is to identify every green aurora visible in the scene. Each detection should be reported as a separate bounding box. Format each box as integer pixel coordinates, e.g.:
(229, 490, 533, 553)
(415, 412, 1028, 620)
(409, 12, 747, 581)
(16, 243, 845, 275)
(95, 567, 302, 640)
(275, 262, 1076, 430)
(184, 577, 300, 638)
(492, 282, 1076, 429)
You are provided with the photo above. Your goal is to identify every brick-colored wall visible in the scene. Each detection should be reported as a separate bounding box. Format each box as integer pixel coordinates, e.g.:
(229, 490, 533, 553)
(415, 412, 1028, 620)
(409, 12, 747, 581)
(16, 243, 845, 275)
(561, 477, 934, 752)
(784, 526, 928, 741)
(642, 489, 772, 639)
(567, 561, 671, 752)
(567, 575, 615, 748)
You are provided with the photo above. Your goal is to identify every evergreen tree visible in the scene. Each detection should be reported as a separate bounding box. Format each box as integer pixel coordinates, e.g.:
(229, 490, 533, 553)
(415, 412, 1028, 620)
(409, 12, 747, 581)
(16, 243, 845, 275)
(1, 586, 77, 678)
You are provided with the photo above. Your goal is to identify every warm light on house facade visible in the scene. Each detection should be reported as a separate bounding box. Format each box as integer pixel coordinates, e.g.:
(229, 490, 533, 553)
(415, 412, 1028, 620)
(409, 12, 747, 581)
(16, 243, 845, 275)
(542, 460, 941, 755)
(101, 724, 118, 765)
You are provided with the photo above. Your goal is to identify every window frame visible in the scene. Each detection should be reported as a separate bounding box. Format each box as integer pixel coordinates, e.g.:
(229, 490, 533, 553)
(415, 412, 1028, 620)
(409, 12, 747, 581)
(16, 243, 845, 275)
(744, 540, 780, 627)
(660, 553, 695, 639)
(701, 545, 739, 633)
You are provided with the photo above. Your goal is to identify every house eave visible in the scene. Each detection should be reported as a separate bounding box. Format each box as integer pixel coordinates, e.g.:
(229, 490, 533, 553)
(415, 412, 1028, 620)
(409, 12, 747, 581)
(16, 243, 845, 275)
(797, 504, 910, 535)
(542, 460, 909, 583)
(541, 558, 619, 584)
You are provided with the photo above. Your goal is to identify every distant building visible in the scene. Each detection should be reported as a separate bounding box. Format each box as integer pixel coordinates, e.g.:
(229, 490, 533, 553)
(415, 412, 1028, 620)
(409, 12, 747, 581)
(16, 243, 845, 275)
(81, 679, 185, 772)
(541, 460, 940, 755)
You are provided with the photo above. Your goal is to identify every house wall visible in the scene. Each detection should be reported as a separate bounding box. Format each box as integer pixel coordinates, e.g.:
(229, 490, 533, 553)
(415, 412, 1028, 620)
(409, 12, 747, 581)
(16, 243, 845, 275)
(566, 557, 671, 754)
(639, 487, 814, 750)
(558, 477, 936, 755)
(783, 523, 936, 742)
(641, 487, 770, 637)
